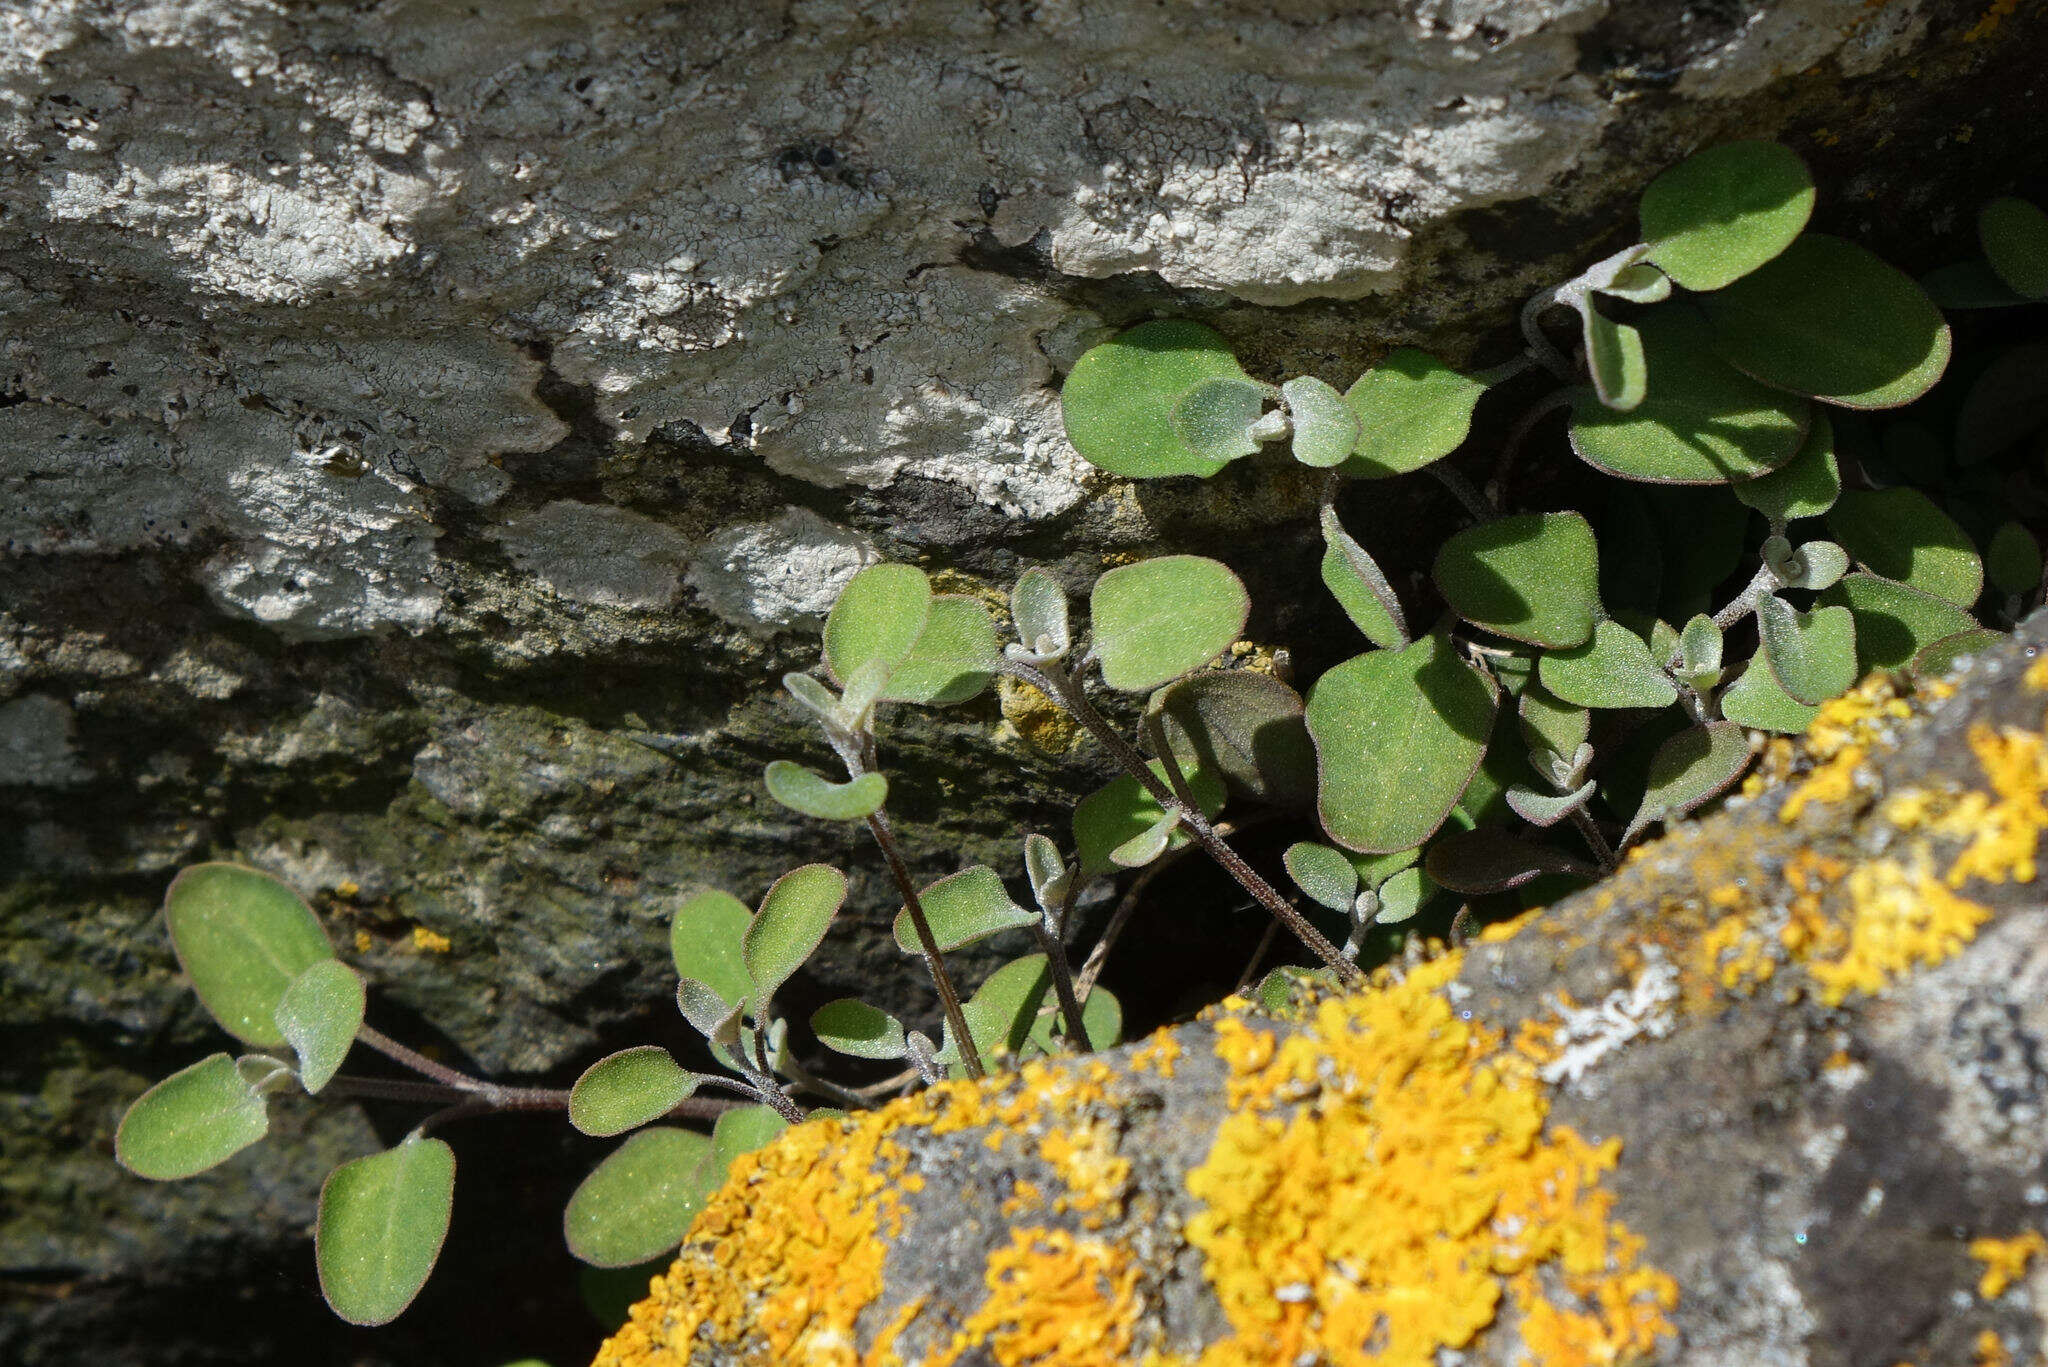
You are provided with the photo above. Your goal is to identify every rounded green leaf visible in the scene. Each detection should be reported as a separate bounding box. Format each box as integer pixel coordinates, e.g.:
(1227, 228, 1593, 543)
(1987, 522, 2042, 597)
(1028, 984, 1122, 1054)
(943, 955, 1052, 1070)
(1283, 842, 1360, 913)
(115, 1052, 270, 1181)
(1755, 596, 1858, 706)
(562, 1128, 715, 1269)
(1371, 866, 1434, 924)
(1912, 628, 2007, 680)
(811, 999, 908, 1060)
(1337, 349, 1487, 479)
(708, 1106, 789, 1186)
(1623, 722, 1753, 844)
(1600, 262, 1674, 304)
(1519, 686, 1590, 761)
(884, 596, 1001, 705)
(1954, 343, 2048, 466)
(569, 1047, 701, 1138)
(669, 890, 753, 1009)
(164, 863, 336, 1050)
(1320, 504, 1408, 649)
(1506, 779, 1598, 828)
(742, 864, 847, 1013)
(1700, 234, 1951, 409)
(1827, 488, 1983, 607)
(1979, 197, 2048, 300)
(1921, 259, 2032, 310)
(275, 960, 365, 1095)
(1720, 661, 1820, 735)
(1425, 829, 1595, 895)
(317, 1135, 456, 1325)
(1151, 670, 1317, 809)
(823, 564, 931, 688)
(1434, 512, 1600, 649)
(894, 865, 1036, 955)
(763, 762, 887, 821)
(1678, 614, 1724, 680)
(1733, 410, 1839, 522)
(1072, 761, 1225, 877)
(1818, 573, 1978, 671)
(1059, 320, 1253, 478)
(1570, 311, 1809, 483)
(1537, 620, 1679, 710)
(1640, 140, 1815, 292)
(1171, 376, 1270, 463)
(675, 979, 743, 1048)
(1282, 376, 1362, 468)
(1306, 635, 1498, 855)
(1584, 306, 1647, 411)
(1010, 568, 1070, 658)
(1767, 538, 1850, 593)
(1090, 555, 1249, 692)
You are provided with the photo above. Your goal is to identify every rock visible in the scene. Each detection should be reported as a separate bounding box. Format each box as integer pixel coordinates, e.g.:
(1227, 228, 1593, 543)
(599, 629, 2048, 1366)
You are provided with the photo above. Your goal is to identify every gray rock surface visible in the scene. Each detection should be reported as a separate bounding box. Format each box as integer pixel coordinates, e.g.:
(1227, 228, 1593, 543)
(2, 1, 2043, 1363)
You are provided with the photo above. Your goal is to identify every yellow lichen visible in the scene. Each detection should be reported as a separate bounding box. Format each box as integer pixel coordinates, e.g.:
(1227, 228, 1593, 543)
(1884, 724, 2048, 887)
(411, 926, 452, 953)
(1974, 1328, 2012, 1367)
(1699, 910, 1778, 994)
(1804, 852, 1990, 1006)
(353, 929, 373, 953)
(927, 1228, 1145, 1367)
(2026, 655, 2048, 692)
(1968, 1229, 2047, 1298)
(998, 674, 1086, 754)
(1966, 0, 2021, 42)
(1182, 954, 1676, 1367)
(1131, 1033, 1182, 1078)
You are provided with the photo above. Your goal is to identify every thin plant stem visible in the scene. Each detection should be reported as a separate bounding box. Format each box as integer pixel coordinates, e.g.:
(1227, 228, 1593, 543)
(1569, 806, 1618, 873)
(1429, 462, 1496, 521)
(1469, 353, 1537, 388)
(354, 1024, 567, 1109)
(1519, 287, 1577, 380)
(777, 1056, 872, 1111)
(1712, 564, 1777, 632)
(863, 807, 987, 1078)
(1029, 920, 1093, 1049)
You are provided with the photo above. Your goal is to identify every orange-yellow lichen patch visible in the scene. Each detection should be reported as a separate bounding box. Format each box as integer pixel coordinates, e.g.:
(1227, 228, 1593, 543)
(2026, 655, 2048, 692)
(1969, 1229, 2048, 1298)
(1967, 0, 2022, 42)
(1699, 910, 1778, 994)
(1805, 852, 1992, 1007)
(927, 1228, 1146, 1367)
(411, 925, 452, 953)
(1974, 1327, 2013, 1367)
(1780, 679, 1921, 823)
(1885, 724, 2048, 888)
(1183, 955, 1676, 1367)
(1131, 1032, 1182, 1078)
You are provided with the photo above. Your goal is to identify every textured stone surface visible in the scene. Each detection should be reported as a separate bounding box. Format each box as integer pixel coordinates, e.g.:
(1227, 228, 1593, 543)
(3, 0, 2045, 1363)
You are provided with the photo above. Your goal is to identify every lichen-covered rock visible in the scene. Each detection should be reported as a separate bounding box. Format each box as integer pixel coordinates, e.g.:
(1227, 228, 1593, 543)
(598, 632, 2048, 1366)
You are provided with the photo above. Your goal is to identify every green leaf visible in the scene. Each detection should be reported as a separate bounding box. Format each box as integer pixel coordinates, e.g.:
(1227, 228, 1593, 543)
(1537, 620, 1679, 710)
(1433, 512, 1600, 649)
(562, 1128, 715, 1269)
(1283, 842, 1360, 913)
(163, 864, 335, 1050)
(317, 1136, 456, 1325)
(1599, 262, 1674, 304)
(1827, 488, 1983, 607)
(1110, 812, 1179, 869)
(884, 596, 1000, 705)
(894, 865, 1036, 954)
(1151, 670, 1317, 809)
(1347, 845, 1421, 891)
(274, 960, 364, 1095)
(1818, 573, 1980, 671)
(1028, 985, 1121, 1054)
(1766, 538, 1850, 593)
(1678, 614, 1724, 682)
(1912, 628, 2007, 680)
(1023, 833, 1070, 914)
(1979, 197, 2048, 299)
(568, 1047, 702, 1138)
(1756, 595, 1858, 706)
(707, 1108, 789, 1192)
(115, 1053, 269, 1181)
(763, 762, 887, 821)
(1282, 377, 1362, 468)
(1570, 311, 1810, 483)
(1090, 555, 1249, 692)
(1719, 660, 1820, 735)
(1319, 504, 1408, 649)
(675, 979, 742, 1046)
(1425, 829, 1595, 895)
(742, 865, 847, 1014)
(1337, 349, 1487, 479)
(811, 999, 908, 1060)
(1640, 141, 1815, 291)
(823, 564, 931, 688)
(1987, 522, 2042, 598)
(1171, 376, 1270, 463)
(1583, 306, 1647, 411)
(580, 1260, 669, 1333)
(1624, 722, 1753, 844)
(942, 955, 1052, 1071)
(1306, 634, 1498, 855)
(669, 890, 753, 1009)
(1059, 320, 1254, 478)
(1010, 568, 1071, 659)
(1370, 865, 1433, 924)
(1072, 761, 1225, 877)
(1921, 259, 2032, 310)
(1732, 410, 1840, 522)
(1954, 343, 2048, 466)
(1700, 234, 1951, 409)
(1506, 780, 1598, 828)
(1518, 686, 1590, 761)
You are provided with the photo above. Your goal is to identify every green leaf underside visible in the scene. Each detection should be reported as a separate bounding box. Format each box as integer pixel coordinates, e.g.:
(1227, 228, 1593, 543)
(812, 999, 908, 1059)
(1337, 349, 1487, 479)
(1284, 842, 1360, 912)
(1819, 573, 1979, 672)
(1028, 985, 1122, 1054)
(274, 960, 365, 1095)
(1700, 234, 1951, 409)
(1756, 596, 1858, 706)
(1720, 661, 1821, 735)
(1283, 376, 1362, 468)
(1771, 539, 1850, 593)
(1626, 722, 1753, 843)
(1570, 310, 1809, 484)
(1372, 866, 1433, 924)
(115, 1052, 270, 1181)
(670, 890, 754, 1009)
(1912, 629, 2007, 680)
(1538, 620, 1679, 710)
(1601, 262, 1674, 304)
(1584, 307, 1648, 411)
(884, 596, 1001, 705)
(317, 1137, 456, 1325)
(944, 954, 1053, 1070)
(1827, 488, 1984, 608)
(1425, 829, 1594, 895)
(709, 1106, 790, 1189)
(163, 863, 336, 1050)
(1520, 687, 1591, 760)
(742, 865, 847, 1014)
(1171, 376, 1269, 463)
(763, 762, 887, 821)
(569, 1048, 698, 1137)
(823, 563, 931, 688)
(1506, 780, 1598, 827)
(1059, 320, 1252, 478)
(1090, 555, 1249, 692)
(1073, 761, 1225, 877)
(1433, 512, 1600, 649)
(1152, 671, 1317, 809)
(1979, 197, 2048, 299)
(1010, 568, 1070, 656)
(894, 865, 1036, 954)
(1320, 505, 1408, 649)
(563, 1128, 715, 1269)
(1307, 634, 1498, 855)
(1640, 140, 1815, 292)
(1955, 344, 2048, 466)
(1987, 522, 2043, 597)
(1733, 410, 1840, 522)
